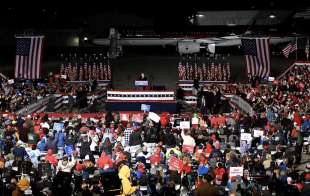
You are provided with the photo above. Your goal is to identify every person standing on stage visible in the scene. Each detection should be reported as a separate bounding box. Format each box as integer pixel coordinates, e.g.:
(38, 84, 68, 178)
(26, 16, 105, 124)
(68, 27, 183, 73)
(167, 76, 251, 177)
(138, 73, 147, 81)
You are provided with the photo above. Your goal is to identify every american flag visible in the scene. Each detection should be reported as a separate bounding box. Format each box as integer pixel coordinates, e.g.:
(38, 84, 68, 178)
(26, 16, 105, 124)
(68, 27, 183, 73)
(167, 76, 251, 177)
(189, 63, 193, 80)
(99, 63, 104, 80)
(15, 36, 44, 79)
(194, 63, 198, 79)
(186, 62, 190, 80)
(84, 63, 88, 80)
(107, 63, 111, 80)
(241, 38, 270, 78)
(306, 37, 309, 60)
(226, 62, 231, 80)
(79, 65, 83, 81)
(177, 62, 183, 80)
(88, 64, 92, 80)
(202, 63, 206, 80)
(104, 64, 108, 80)
(198, 65, 203, 81)
(282, 42, 297, 58)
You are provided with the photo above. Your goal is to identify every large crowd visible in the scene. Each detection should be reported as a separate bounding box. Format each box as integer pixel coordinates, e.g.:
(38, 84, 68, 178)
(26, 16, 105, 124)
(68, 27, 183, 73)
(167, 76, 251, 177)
(0, 79, 51, 113)
(0, 63, 309, 196)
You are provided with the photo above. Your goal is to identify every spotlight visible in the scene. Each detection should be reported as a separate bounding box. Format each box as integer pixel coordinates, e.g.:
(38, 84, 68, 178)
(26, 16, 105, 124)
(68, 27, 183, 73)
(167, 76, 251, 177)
(196, 14, 204, 18)
(83, 36, 88, 41)
(269, 14, 276, 19)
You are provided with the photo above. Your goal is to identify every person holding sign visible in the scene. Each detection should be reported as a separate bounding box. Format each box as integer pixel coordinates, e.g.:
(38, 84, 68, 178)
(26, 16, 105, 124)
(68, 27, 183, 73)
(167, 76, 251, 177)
(56, 155, 76, 173)
(181, 129, 196, 148)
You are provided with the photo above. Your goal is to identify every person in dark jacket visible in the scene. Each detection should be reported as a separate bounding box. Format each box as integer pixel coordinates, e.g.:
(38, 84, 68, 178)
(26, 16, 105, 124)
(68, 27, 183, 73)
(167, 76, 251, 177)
(12, 141, 27, 161)
(80, 136, 91, 159)
(144, 125, 158, 143)
(65, 131, 78, 147)
(46, 132, 59, 154)
(57, 130, 65, 149)
(100, 137, 113, 156)
(195, 174, 220, 196)
(18, 125, 28, 144)
(129, 129, 142, 146)
(163, 129, 176, 148)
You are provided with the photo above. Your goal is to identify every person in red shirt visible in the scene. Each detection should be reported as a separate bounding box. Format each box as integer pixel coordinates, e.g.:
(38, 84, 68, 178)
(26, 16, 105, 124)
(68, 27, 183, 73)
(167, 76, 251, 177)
(181, 156, 192, 175)
(214, 163, 226, 185)
(293, 110, 302, 127)
(45, 149, 58, 167)
(160, 113, 169, 128)
(205, 143, 213, 158)
(96, 152, 114, 171)
(150, 147, 162, 165)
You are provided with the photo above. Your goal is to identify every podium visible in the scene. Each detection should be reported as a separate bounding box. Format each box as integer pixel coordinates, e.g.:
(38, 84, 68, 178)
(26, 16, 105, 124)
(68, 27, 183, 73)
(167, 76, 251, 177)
(135, 80, 149, 90)
(135, 80, 148, 86)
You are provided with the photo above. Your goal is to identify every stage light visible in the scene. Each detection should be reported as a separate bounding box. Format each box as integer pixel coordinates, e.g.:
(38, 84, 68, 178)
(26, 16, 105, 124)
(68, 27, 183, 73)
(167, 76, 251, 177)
(227, 23, 236, 26)
(196, 14, 204, 18)
(83, 36, 88, 41)
(269, 14, 276, 19)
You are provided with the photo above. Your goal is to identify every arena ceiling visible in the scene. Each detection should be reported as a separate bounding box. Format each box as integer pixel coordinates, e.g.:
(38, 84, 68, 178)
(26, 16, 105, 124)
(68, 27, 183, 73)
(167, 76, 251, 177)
(0, 1, 309, 33)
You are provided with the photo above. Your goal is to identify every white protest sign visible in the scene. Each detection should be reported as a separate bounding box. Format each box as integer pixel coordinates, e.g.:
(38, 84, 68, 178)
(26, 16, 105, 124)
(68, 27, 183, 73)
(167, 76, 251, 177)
(253, 129, 264, 138)
(191, 117, 199, 125)
(141, 104, 151, 112)
(148, 112, 160, 123)
(229, 166, 244, 178)
(240, 133, 252, 142)
(180, 121, 190, 129)
(53, 123, 64, 132)
(8, 79, 14, 84)
(268, 77, 275, 82)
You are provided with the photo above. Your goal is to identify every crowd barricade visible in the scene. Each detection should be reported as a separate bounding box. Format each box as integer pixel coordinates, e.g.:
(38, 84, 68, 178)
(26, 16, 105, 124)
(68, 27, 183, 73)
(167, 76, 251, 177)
(66, 80, 111, 88)
(230, 95, 254, 117)
(15, 89, 107, 114)
(16, 95, 54, 115)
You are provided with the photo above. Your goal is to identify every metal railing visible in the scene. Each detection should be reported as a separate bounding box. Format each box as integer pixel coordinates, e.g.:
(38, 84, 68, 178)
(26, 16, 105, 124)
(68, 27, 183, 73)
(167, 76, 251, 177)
(230, 95, 255, 117)
(16, 95, 54, 115)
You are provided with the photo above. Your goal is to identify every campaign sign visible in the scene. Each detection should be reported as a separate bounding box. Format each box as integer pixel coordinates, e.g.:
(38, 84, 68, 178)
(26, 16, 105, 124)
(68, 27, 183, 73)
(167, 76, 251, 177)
(182, 145, 194, 154)
(141, 104, 151, 112)
(64, 145, 74, 156)
(132, 113, 143, 123)
(240, 133, 252, 142)
(253, 129, 264, 138)
(229, 166, 243, 178)
(8, 79, 14, 84)
(168, 156, 182, 171)
(192, 117, 199, 125)
(180, 121, 190, 129)
(120, 113, 129, 121)
(135, 80, 148, 86)
(53, 123, 64, 132)
(149, 112, 160, 123)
